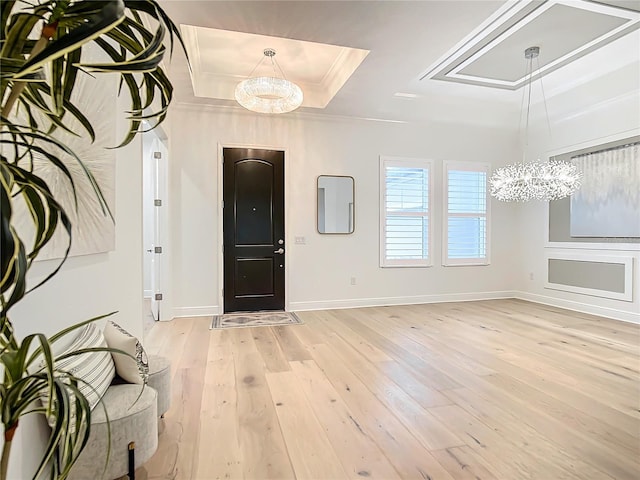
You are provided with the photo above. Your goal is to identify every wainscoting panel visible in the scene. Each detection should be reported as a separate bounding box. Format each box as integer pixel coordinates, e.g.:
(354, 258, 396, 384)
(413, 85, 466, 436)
(545, 252, 633, 301)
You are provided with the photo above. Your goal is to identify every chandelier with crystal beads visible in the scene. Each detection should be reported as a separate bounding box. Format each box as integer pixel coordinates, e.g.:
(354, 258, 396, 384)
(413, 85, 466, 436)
(490, 160, 582, 202)
(235, 48, 303, 114)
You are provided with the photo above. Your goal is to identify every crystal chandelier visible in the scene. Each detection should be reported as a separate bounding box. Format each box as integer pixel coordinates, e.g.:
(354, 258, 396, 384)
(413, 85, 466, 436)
(490, 159, 582, 202)
(235, 48, 303, 114)
(490, 47, 582, 202)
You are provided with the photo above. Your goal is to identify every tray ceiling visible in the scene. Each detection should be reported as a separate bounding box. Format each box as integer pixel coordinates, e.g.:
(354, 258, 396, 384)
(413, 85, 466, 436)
(421, 0, 640, 89)
(181, 25, 369, 108)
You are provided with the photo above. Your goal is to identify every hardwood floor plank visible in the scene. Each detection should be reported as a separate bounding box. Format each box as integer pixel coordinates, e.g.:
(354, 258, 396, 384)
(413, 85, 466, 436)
(147, 366, 205, 479)
(147, 318, 211, 479)
(429, 404, 586, 480)
(314, 326, 464, 450)
(443, 387, 618, 480)
(431, 447, 498, 480)
(178, 317, 212, 370)
(230, 330, 296, 480)
(272, 325, 313, 361)
(496, 349, 640, 426)
(308, 342, 456, 480)
(370, 307, 497, 377)
(485, 374, 640, 478)
(476, 301, 638, 357)
(318, 309, 394, 362)
(376, 360, 453, 409)
(145, 315, 195, 379)
(249, 326, 291, 373)
(344, 311, 469, 390)
(266, 370, 348, 479)
(194, 343, 242, 480)
(313, 313, 463, 391)
(290, 359, 403, 479)
(286, 313, 325, 345)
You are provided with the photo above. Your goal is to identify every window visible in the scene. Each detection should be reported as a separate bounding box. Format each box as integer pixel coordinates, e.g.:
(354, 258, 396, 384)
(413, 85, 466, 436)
(380, 157, 432, 267)
(443, 162, 490, 266)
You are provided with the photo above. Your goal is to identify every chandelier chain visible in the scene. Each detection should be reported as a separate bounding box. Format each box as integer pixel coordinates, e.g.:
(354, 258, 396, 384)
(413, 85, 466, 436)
(247, 55, 266, 78)
(524, 50, 534, 152)
(270, 54, 288, 81)
(489, 46, 582, 202)
(536, 54, 553, 144)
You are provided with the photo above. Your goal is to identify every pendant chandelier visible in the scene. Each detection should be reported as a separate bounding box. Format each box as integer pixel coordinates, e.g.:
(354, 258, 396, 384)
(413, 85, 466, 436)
(235, 48, 303, 114)
(489, 46, 581, 202)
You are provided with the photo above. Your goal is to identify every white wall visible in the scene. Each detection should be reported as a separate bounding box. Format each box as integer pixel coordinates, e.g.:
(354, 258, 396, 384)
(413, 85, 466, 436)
(4, 97, 145, 479)
(515, 61, 640, 323)
(167, 105, 520, 316)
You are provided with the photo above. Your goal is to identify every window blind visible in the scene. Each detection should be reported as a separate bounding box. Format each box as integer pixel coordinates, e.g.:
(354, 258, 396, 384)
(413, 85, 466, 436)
(444, 164, 489, 265)
(380, 158, 432, 267)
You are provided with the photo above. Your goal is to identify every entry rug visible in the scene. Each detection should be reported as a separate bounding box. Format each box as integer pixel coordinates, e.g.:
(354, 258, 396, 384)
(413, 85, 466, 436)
(210, 311, 303, 329)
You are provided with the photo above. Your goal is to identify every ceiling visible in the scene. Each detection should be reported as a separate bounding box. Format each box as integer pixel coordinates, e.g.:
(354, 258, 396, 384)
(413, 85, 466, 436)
(181, 25, 369, 108)
(158, 0, 640, 127)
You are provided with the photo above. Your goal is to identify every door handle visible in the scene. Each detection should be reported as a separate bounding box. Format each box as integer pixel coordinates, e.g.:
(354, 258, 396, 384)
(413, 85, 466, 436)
(274, 248, 284, 254)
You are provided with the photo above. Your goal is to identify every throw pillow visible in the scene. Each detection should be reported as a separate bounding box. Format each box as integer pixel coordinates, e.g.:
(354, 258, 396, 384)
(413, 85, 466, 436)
(39, 322, 116, 422)
(103, 320, 149, 384)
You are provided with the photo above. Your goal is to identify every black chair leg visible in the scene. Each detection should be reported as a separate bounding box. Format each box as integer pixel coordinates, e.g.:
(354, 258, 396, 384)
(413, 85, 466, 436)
(128, 442, 135, 480)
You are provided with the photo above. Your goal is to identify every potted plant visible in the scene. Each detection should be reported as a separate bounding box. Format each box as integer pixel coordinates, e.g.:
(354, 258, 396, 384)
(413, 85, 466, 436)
(1, 1, 184, 478)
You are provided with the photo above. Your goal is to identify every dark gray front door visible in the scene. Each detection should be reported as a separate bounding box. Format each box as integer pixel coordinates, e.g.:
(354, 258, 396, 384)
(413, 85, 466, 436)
(223, 148, 285, 312)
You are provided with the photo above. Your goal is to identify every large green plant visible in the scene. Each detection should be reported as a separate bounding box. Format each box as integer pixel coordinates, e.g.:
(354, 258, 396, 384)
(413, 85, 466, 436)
(0, 1, 183, 478)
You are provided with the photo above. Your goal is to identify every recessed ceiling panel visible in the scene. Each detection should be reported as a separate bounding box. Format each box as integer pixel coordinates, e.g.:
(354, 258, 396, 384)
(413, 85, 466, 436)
(181, 25, 369, 108)
(421, 0, 640, 90)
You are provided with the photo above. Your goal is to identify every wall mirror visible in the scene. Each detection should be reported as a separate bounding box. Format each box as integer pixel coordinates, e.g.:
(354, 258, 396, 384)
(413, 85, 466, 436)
(317, 175, 355, 234)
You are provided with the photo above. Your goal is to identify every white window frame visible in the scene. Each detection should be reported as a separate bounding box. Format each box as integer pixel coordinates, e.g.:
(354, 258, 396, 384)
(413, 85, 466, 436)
(379, 156, 433, 268)
(443, 161, 491, 266)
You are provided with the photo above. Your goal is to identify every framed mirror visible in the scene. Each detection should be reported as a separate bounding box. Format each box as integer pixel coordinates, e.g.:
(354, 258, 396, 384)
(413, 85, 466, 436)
(317, 175, 355, 234)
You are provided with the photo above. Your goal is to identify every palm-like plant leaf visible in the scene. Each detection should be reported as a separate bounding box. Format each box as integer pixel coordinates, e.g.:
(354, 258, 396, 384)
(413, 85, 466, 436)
(15, 1, 126, 79)
(0, 1, 186, 478)
(3, 0, 183, 146)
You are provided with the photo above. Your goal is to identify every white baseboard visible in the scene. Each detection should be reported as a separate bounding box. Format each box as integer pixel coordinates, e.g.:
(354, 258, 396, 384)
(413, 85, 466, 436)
(513, 291, 640, 324)
(172, 305, 219, 318)
(289, 291, 516, 312)
(171, 292, 638, 324)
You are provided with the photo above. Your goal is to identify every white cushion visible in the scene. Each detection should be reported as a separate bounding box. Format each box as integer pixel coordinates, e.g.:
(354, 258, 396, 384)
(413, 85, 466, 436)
(39, 322, 116, 421)
(103, 320, 149, 384)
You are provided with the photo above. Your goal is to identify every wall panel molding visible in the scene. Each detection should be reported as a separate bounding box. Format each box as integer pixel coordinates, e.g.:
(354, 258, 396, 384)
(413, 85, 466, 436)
(544, 251, 633, 301)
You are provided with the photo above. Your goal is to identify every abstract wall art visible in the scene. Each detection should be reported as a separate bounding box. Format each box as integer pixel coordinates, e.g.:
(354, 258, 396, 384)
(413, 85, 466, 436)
(14, 58, 117, 261)
(570, 142, 640, 238)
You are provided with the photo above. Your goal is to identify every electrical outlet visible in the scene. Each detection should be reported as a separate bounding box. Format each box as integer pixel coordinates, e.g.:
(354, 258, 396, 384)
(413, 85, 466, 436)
(350, 277, 356, 285)
(295, 236, 306, 245)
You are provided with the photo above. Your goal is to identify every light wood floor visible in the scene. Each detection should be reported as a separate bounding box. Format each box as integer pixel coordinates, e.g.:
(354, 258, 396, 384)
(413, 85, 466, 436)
(141, 299, 640, 480)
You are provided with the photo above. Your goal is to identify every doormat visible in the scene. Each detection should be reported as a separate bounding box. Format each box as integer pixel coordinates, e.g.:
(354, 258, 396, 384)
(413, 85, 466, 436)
(210, 311, 303, 330)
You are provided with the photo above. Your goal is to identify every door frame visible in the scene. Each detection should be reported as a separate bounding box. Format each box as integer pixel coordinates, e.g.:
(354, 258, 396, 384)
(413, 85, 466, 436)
(216, 142, 291, 314)
(142, 124, 172, 321)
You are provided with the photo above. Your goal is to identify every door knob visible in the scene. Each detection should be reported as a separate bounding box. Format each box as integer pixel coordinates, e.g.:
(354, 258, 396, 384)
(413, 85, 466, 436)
(274, 248, 284, 254)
